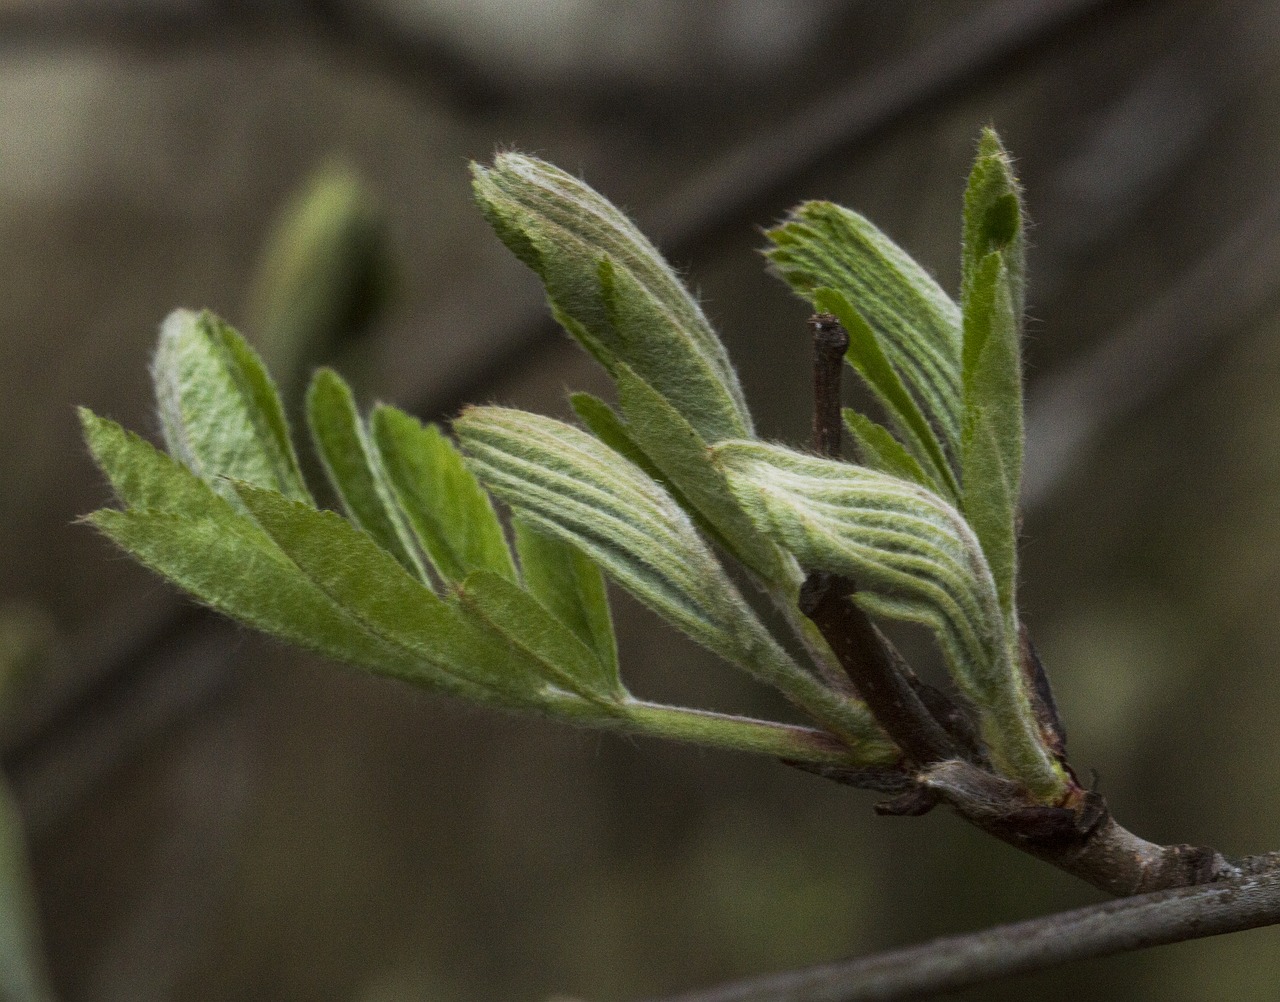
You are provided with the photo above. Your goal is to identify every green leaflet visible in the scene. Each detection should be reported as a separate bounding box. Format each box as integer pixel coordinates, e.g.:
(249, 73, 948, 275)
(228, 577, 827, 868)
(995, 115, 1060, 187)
(959, 132, 1027, 621)
(614, 365, 796, 586)
(961, 254, 1022, 616)
(514, 517, 619, 683)
(471, 153, 751, 444)
(306, 369, 426, 580)
(454, 407, 882, 746)
(962, 128, 1026, 323)
(82, 408, 248, 520)
(712, 440, 1065, 801)
(371, 405, 517, 584)
(842, 408, 931, 487)
(152, 309, 311, 505)
(765, 200, 964, 449)
(569, 392, 656, 473)
(82, 409, 525, 705)
(460, 568, 623, 702)
(454, 407, 758, 661)
(233, 485, 551, 707)
(813, 287, 958, 500)
(247, 166, 395, 382)
(569, 391, 728, 551)
(87, 507, 431, 685)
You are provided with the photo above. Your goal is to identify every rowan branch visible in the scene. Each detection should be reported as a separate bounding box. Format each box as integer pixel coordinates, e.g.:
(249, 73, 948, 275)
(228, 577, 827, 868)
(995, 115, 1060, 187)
(649, 855, 1280, 1002)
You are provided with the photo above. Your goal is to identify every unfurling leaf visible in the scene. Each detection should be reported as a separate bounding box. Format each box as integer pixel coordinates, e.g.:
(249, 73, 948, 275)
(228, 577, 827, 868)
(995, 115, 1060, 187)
(613, 365, 796, 585)
(454, 407, 764, 664)
(960, 254, 1022, 616)
(371, 404, 516, 584)
(454, 407, 885, 748)
(962, 128, 1026, 321)
(306, 369, 426, 580)
(959, 130, 1027, 619)
(713, 440, 1065, 801)
(471, 153, 750, 443)
(766, 201, 964, 451)
(151, 309, 312, 505)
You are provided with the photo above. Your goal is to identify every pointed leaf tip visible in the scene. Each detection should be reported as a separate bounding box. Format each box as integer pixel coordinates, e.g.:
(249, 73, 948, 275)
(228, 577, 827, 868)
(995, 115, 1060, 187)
(371, 404, 516, 584)
(472, 152, 751, 443)
(305, 369, 427, 581)
(152, 309, 311, 505)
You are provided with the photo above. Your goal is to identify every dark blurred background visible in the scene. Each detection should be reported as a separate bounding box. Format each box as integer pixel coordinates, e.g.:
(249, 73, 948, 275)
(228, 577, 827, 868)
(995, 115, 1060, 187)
(4, 1, 1280, 999)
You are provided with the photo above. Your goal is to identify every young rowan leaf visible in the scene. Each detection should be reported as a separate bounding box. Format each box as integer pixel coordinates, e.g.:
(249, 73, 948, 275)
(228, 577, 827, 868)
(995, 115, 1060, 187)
(233, 485, 549, 706)
(370, 405, 517, 584)
(959, 130, 1027, 620)
(841, 408, 932, 487)
(81, 408, 241, 519)
(569, 391, 722, 539)
(455, 407, 750, 659)
(514, 518, 618, 682)
(455, 407, 884, 748)
(152, 309, 311, 505)
(459, 568, 623, 703)
(86, 507, 429, 684)
(306, 369, 426, 580)
(471, 153, 751, 443)
(569, 392, 654, 472)
(613, 364, 796, 585)
(962, 128, 1026, 323)
(713, 440, 1065, 801)
(961, 253, 1022, 616)
(813, 287, 958, 500)
(766, 200, 964, 449)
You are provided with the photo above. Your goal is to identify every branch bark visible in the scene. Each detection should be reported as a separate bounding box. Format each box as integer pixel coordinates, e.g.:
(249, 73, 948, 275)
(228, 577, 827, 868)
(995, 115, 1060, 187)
(649, 855, 1280, 1002)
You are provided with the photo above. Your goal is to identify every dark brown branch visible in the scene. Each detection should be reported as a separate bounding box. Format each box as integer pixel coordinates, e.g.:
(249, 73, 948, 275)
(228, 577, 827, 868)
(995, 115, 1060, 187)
(809, 313, 848, 459)
(797, 574, 962, 771)
(647, 854, 1280, 1002)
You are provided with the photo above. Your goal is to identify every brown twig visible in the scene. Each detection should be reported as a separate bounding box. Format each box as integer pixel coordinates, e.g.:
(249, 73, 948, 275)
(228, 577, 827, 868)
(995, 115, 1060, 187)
(809, 313, 848, 459)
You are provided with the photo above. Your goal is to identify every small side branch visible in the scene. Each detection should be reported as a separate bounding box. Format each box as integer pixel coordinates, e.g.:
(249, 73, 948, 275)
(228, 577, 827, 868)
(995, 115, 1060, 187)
(649, 855, 1280, 1002)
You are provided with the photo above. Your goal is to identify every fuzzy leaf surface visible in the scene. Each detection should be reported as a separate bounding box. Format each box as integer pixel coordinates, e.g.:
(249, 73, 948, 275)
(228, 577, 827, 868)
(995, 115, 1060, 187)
(235, 485, 549, 706)
(962, 128, 1026, 323)
(766, 201, 963, 448)
(151, 309, 310, 504)
(961, 254, 1022, 615)
(87, 507, 418, 681)
(514, 517, 618, 682)
(713, 440, 1064, 799)
(472, 154, 750, 443)
(372, 405, 516, 584)
(614, 365, 795, 585)
(959, 131, 1027, 619)
(842, 408, 932, 487)
(455, 407, 759, 664)
(306, 369, 425, 580)
(460, 568, 623, 701)
(455, 407, 886, 748)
